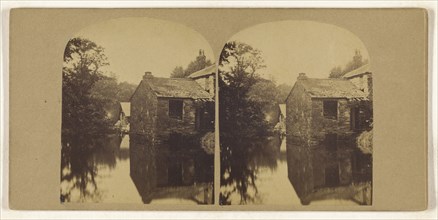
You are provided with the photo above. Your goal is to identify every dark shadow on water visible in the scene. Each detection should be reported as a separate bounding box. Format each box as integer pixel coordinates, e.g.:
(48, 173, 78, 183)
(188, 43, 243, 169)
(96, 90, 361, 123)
(60, 133, 130, 203)
(61, 132, 214, 204)
(286, 136, 372, 205)
(219, 132, 372, 205)
(220, 134, 283, 205)
(129, 134, 214, 204)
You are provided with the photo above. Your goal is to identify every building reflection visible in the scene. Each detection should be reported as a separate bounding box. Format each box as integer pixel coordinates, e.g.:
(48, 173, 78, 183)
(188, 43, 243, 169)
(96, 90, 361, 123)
(286, 136, 372, 205)
(130, 134, 214, 204)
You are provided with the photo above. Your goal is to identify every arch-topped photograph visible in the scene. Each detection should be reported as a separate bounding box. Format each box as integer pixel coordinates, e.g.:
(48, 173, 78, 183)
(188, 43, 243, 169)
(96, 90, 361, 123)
(218, 20, 373, 205)
(60, 17, 216, 204)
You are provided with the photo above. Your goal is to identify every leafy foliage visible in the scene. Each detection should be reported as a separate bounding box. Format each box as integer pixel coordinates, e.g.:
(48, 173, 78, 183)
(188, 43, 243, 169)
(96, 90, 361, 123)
(276, 83, 293, 103)
(329, 50, 369, 78)
(61, 38, 138, 202)
(115, 81, 138, 102)
(62, 37, 112, 136)
(357, 129, 373, 155)
(219, 41, 277, 204)
(247, 79, 279, 108)
(62, 37, 137, 135)
(170, 66, 185, 78)
(170, 50, 213, 78)
(91, 77, 137, 103)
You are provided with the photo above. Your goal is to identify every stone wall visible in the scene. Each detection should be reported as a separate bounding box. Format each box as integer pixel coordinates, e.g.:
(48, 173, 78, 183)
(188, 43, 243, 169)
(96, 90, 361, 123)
(349, 74, 372, 99)
(155, 98, 198, 145)
(286, 82, 364, 204)
(194, 75, 215, 97)
(310, 98, 356, 148)
(130, 80, 201, 145)
(130, 80, 158, 141)
(285, 82, 313, 147)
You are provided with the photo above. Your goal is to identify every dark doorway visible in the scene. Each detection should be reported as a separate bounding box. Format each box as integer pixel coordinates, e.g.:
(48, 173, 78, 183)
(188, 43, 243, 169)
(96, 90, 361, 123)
(350, 107, 360, 130)
(169, 133, 182, 151)
(168, 157, 183, 186)
(196, 103, 214, 131)
(325, 133, 338, 152)
(325, 163, 340, 187)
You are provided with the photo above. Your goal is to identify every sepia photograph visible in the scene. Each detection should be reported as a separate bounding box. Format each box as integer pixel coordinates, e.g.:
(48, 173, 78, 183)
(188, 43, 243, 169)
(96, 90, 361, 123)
(219, 21, 373, 205)
(60, 17, 215, 204)
(6, 6, 431, 214)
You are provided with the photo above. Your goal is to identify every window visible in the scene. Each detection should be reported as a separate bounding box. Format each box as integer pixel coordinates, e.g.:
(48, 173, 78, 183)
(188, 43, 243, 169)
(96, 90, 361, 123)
(169, 100, 183, 119)
(323, 100, 338, 119)
(325, 133, 338, 151)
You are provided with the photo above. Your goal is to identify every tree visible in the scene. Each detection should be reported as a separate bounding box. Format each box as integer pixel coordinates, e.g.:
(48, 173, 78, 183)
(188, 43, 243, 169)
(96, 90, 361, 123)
(184, 49, 213, 76)
(170, 66, 185, 78)
(247, 79, 279, 108)
(329, 66, 343, 79)
(329, 49, 369, 78)
(61, 38, 140, 202)
(90, 75, 119, 104)
(276, 83, 293, 103)
(170, 49, 213, 78)
(91, 77, 137, 103)
(62, 37, 112, 135)
(219, 41, 272, 204)
(357, 129, 373, 155)
(116, 81, 137, 102)
(344, 49, 367, 73)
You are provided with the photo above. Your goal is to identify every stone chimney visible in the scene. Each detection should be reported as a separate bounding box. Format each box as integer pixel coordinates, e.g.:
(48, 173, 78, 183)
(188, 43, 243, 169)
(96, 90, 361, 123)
(143, 71, 153, 80)
(297, 72, 308, 80)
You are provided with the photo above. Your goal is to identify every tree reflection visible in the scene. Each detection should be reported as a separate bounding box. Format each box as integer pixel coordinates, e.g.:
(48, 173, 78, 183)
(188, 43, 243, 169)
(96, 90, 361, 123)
(219, 41, 282, 205)
(61, 134, 99, 202)
(220, 134, 282, 205)
(60, 134, 125, 202)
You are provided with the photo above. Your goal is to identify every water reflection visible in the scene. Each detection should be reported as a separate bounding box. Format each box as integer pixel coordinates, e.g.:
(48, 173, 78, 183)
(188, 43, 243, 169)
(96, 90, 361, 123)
(220, 133, 372, 205)
(60, 134, 128, 202)
(130, 134, 214, 204)
(286, 136, 372, 205)
(60, 133, 213, 204)
(220, 134, 283, 205)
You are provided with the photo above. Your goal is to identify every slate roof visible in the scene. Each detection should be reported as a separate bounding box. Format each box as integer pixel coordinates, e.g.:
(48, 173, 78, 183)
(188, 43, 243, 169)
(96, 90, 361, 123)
(146, 77, 212, 99)
(120, 102, 130, 117)
(343, 64, 371, 79)
(298, 78, 367, 99)
(188, 64, 216, 79)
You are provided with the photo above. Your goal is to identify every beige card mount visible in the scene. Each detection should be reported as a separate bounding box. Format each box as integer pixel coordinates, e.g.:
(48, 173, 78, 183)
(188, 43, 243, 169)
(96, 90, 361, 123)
(8, 8, 428, 211)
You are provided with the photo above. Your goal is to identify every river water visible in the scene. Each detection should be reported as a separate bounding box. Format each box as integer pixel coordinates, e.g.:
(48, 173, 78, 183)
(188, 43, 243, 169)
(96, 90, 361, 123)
(60, 134, 213, 204)
(220, 135, 372, 205)
(60, 133, 370, 205)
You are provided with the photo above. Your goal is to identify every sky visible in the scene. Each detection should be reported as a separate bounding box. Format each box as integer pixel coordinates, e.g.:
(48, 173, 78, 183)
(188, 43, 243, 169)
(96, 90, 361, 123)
(72, 19, 369, 87)
(73, 17, 215, 85)
(228, 20, 370, 86)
